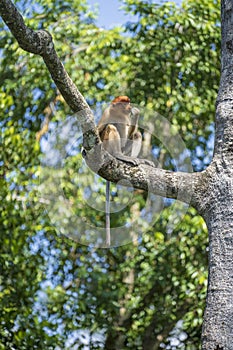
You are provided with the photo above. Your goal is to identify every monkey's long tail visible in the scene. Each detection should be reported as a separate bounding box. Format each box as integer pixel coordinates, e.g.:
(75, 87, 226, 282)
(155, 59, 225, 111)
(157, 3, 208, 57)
(106, 180, 111, 247)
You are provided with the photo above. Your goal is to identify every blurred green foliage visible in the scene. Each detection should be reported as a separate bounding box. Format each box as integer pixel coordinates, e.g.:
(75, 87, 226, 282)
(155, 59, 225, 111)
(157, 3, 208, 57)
(0, 0, 220, 348)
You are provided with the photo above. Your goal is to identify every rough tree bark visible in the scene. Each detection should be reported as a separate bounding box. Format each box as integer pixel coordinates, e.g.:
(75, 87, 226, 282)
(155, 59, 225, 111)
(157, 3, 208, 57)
(200, 1, 233, 349)
(0, 0, 232, 349)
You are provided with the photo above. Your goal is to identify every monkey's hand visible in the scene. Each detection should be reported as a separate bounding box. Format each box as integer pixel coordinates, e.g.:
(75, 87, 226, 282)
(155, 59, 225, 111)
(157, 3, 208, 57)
(130, 107, 140, 124)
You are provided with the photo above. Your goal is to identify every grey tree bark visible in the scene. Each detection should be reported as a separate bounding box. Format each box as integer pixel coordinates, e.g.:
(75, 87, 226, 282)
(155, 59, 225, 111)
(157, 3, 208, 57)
(0, 0, 232, 349)
(200, 1, 233, 349)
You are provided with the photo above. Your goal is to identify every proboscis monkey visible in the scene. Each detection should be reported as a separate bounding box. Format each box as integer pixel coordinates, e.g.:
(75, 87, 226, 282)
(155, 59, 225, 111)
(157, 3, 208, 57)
(97, 96, 154, 246)
(98, 96, 143, 164)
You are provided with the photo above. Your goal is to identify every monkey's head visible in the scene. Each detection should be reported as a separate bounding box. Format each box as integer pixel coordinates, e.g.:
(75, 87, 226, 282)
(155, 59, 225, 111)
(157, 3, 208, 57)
(111, 96, 131, 114)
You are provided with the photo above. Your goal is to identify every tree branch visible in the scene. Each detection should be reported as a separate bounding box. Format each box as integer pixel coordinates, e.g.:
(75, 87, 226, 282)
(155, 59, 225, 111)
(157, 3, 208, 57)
(0, 0, 206, 211)
(0, 0, 97, 150)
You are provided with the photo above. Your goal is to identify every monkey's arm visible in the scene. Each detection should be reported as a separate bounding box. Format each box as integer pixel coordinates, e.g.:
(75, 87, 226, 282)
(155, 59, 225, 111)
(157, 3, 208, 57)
(123, 131, 142, 157)
(123, 107, 154, 166)
(130, 106, 140, 125)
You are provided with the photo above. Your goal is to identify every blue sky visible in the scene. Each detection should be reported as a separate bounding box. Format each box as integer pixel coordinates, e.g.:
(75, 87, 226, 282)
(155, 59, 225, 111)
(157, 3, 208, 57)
(87, 0, 182, 28)
(87, 0, 136, 28)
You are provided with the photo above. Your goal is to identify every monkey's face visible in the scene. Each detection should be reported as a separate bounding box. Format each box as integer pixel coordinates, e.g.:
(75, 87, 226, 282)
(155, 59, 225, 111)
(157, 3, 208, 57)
(112, 101, 131, 115)
(111, 95, 132, 115)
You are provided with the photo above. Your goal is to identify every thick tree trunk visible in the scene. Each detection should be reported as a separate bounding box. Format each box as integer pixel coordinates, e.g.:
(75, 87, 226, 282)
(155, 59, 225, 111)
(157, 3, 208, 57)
(201, 167, 233, 349)
(201, 1, 233, 348)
